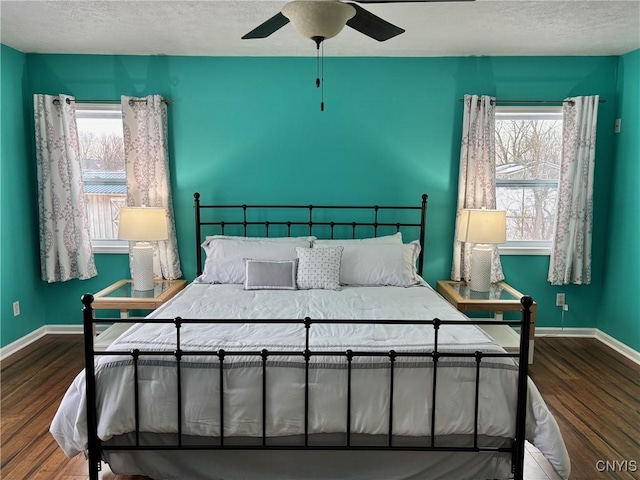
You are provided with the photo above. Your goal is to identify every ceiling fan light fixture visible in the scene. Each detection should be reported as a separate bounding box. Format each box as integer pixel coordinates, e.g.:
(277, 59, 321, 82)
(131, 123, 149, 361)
(282, 1, 356, 41)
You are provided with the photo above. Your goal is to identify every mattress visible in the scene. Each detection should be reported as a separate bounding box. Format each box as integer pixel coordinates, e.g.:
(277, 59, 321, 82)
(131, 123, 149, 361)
(50, 282, 570, 479)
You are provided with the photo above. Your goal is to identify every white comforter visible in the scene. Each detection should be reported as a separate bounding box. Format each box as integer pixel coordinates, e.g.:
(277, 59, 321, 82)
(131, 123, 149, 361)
(51, 283, 570, 479)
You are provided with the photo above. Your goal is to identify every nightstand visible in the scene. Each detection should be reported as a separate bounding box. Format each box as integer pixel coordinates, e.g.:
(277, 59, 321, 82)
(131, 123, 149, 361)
(93, 279, 187, 350)
(436, 280, 536, 363)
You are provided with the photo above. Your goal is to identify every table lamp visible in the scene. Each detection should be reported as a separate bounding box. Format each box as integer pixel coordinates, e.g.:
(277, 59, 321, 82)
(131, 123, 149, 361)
(457, 208, 506, 292)
(118, 207, 168, 291)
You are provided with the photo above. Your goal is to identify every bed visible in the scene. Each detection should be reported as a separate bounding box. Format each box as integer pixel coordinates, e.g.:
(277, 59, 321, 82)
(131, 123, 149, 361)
(50, 193, 570, 480)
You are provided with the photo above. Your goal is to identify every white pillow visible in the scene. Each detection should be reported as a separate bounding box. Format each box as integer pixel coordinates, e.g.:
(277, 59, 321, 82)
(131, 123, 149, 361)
(313, 232, 402, 246)
(198, 238, 311, 284)
(295, 246, 343, 290)
(337, 241, 421, 286)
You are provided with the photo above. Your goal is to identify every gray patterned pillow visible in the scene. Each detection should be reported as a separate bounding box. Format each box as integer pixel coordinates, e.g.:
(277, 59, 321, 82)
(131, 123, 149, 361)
(244, 259, 298, 290)
(295, 246, 343, 290)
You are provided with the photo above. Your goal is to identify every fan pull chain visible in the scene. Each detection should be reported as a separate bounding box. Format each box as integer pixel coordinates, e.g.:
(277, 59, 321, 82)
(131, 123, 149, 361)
(313, 36, 325, 112)
(320, 41, 325, 111)
(316, 42, 321, 89)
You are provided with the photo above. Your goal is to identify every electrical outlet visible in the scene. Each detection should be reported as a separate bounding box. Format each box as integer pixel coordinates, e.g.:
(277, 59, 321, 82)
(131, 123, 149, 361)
(556, 293, 565, 307)
(13, 301, 20, 316)
(615, 118, 622, 133)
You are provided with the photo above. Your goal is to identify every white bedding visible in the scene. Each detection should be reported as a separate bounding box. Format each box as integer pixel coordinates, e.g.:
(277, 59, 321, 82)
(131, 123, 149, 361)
(50, 282, 570, 479)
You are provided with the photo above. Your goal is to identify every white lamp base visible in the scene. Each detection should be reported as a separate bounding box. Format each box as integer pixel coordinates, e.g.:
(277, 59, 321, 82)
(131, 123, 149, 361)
(470, 244, 493, 292)
(131, 242, 155, 291)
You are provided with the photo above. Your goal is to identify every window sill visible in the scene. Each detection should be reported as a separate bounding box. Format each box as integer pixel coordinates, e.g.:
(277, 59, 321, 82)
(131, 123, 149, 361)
(92, 241, 129, 254)
(499, 246, 550, 256)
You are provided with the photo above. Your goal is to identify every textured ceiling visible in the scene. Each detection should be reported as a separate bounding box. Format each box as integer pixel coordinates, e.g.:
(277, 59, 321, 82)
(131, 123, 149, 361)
(1, 0, 639, 57)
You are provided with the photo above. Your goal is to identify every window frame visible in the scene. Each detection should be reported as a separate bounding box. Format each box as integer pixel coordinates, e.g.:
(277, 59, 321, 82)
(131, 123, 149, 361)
(494, 105, 563, 256)
(76, 102, 129, 254)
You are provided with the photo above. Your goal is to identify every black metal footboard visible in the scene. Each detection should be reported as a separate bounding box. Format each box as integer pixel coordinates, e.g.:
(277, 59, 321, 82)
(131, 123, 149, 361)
(81, 295, 532, 480)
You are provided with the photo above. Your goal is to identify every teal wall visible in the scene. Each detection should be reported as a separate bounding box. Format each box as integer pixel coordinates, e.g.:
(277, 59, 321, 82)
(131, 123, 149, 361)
(3, 50, 633, 350)
(0, 45, 46, 345)
(597, 49, 640, 351)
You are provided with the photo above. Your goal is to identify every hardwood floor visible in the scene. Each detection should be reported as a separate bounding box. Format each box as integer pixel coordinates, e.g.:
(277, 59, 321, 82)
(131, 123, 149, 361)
(528, 337, 640, 480)
(1, 335, 638, 479)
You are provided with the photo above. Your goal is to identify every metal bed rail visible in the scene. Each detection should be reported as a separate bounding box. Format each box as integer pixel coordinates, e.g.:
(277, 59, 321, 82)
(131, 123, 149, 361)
(82, 295, 532, 480)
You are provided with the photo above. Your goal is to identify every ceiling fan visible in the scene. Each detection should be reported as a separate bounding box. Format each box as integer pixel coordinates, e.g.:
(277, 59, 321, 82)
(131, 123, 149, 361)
(242, 0, 474, 111)
(242, 0, 475, 46)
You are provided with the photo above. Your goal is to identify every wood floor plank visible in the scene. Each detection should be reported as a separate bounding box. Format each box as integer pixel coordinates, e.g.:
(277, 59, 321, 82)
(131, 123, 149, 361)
(1, 334, 638, 479)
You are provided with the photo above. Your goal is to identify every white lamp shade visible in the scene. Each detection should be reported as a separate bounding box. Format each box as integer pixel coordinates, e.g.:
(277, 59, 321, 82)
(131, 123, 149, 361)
(118, 207, 169, 241)
(282, 1, 356, 40)
(457, 209, 507, 244)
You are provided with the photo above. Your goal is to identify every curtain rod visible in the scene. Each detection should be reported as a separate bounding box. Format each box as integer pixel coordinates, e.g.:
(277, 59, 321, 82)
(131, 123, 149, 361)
(52, 97, 172, 105)
(458, 98, 606, 106)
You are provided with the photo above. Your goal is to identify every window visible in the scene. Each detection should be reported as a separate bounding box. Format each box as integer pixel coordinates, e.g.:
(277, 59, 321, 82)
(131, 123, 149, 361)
(495, 106, 563, 255)
(76, 103, 127, 253)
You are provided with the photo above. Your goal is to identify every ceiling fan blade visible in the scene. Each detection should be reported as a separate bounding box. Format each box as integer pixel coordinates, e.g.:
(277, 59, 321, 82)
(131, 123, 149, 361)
(355, 0, 474, 3)
(346, 3, 405, 42)
(242, 12, 290, 39)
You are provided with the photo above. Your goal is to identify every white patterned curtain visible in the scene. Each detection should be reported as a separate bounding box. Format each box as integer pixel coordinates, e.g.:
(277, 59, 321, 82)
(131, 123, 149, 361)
(121, 95, 182, 280)
(547, 96, 599, 285)
(451, 94, 505, 283)
(34, 94, 97, 282)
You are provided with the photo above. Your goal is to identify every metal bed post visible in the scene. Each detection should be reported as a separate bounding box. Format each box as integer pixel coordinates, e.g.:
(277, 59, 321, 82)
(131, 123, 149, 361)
(387, 350, 396, 447)
(512, 296, 533, 479)
(303, 317, 312, 447)
(430, 317, 440, 447)
(261, 349, 269, 446)
(81, 294, 101, 480)
(174, 317, 184, 447)
(132, 349, 141, 447)
(418, 194, 428, 277)
(374, 206, 379, 237)
(243, 205, 248, 236)
(472, 350, 483, 450)
(218, 349, 226, 447)
(194, 192, 202, 276)
(345, 349, 354, 447)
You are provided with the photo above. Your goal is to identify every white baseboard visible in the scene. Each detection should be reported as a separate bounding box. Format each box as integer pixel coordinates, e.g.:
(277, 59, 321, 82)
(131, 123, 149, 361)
(0, 324, 108, 361)
(46, 325, 86, 335)
(595, 330, 640, 365)
(0, 326, 47, 361)
(535, 327, 597, 337)
(536, 327, 640, 365)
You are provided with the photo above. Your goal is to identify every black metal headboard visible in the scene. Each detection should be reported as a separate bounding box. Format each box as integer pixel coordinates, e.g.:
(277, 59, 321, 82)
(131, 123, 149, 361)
(194, 193, 429, 277)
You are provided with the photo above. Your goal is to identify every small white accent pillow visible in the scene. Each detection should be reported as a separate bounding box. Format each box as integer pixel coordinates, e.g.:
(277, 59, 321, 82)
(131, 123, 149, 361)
(313, 232, 402, 247)
(198, 238, 311, 284)
(337, 241, 421, 286)
(244, 259, 298, 290)
(295, 246, 343, 290)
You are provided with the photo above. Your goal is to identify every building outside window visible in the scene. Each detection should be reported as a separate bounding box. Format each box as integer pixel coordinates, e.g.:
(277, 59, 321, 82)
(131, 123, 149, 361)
(494, 106, 563, 255)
